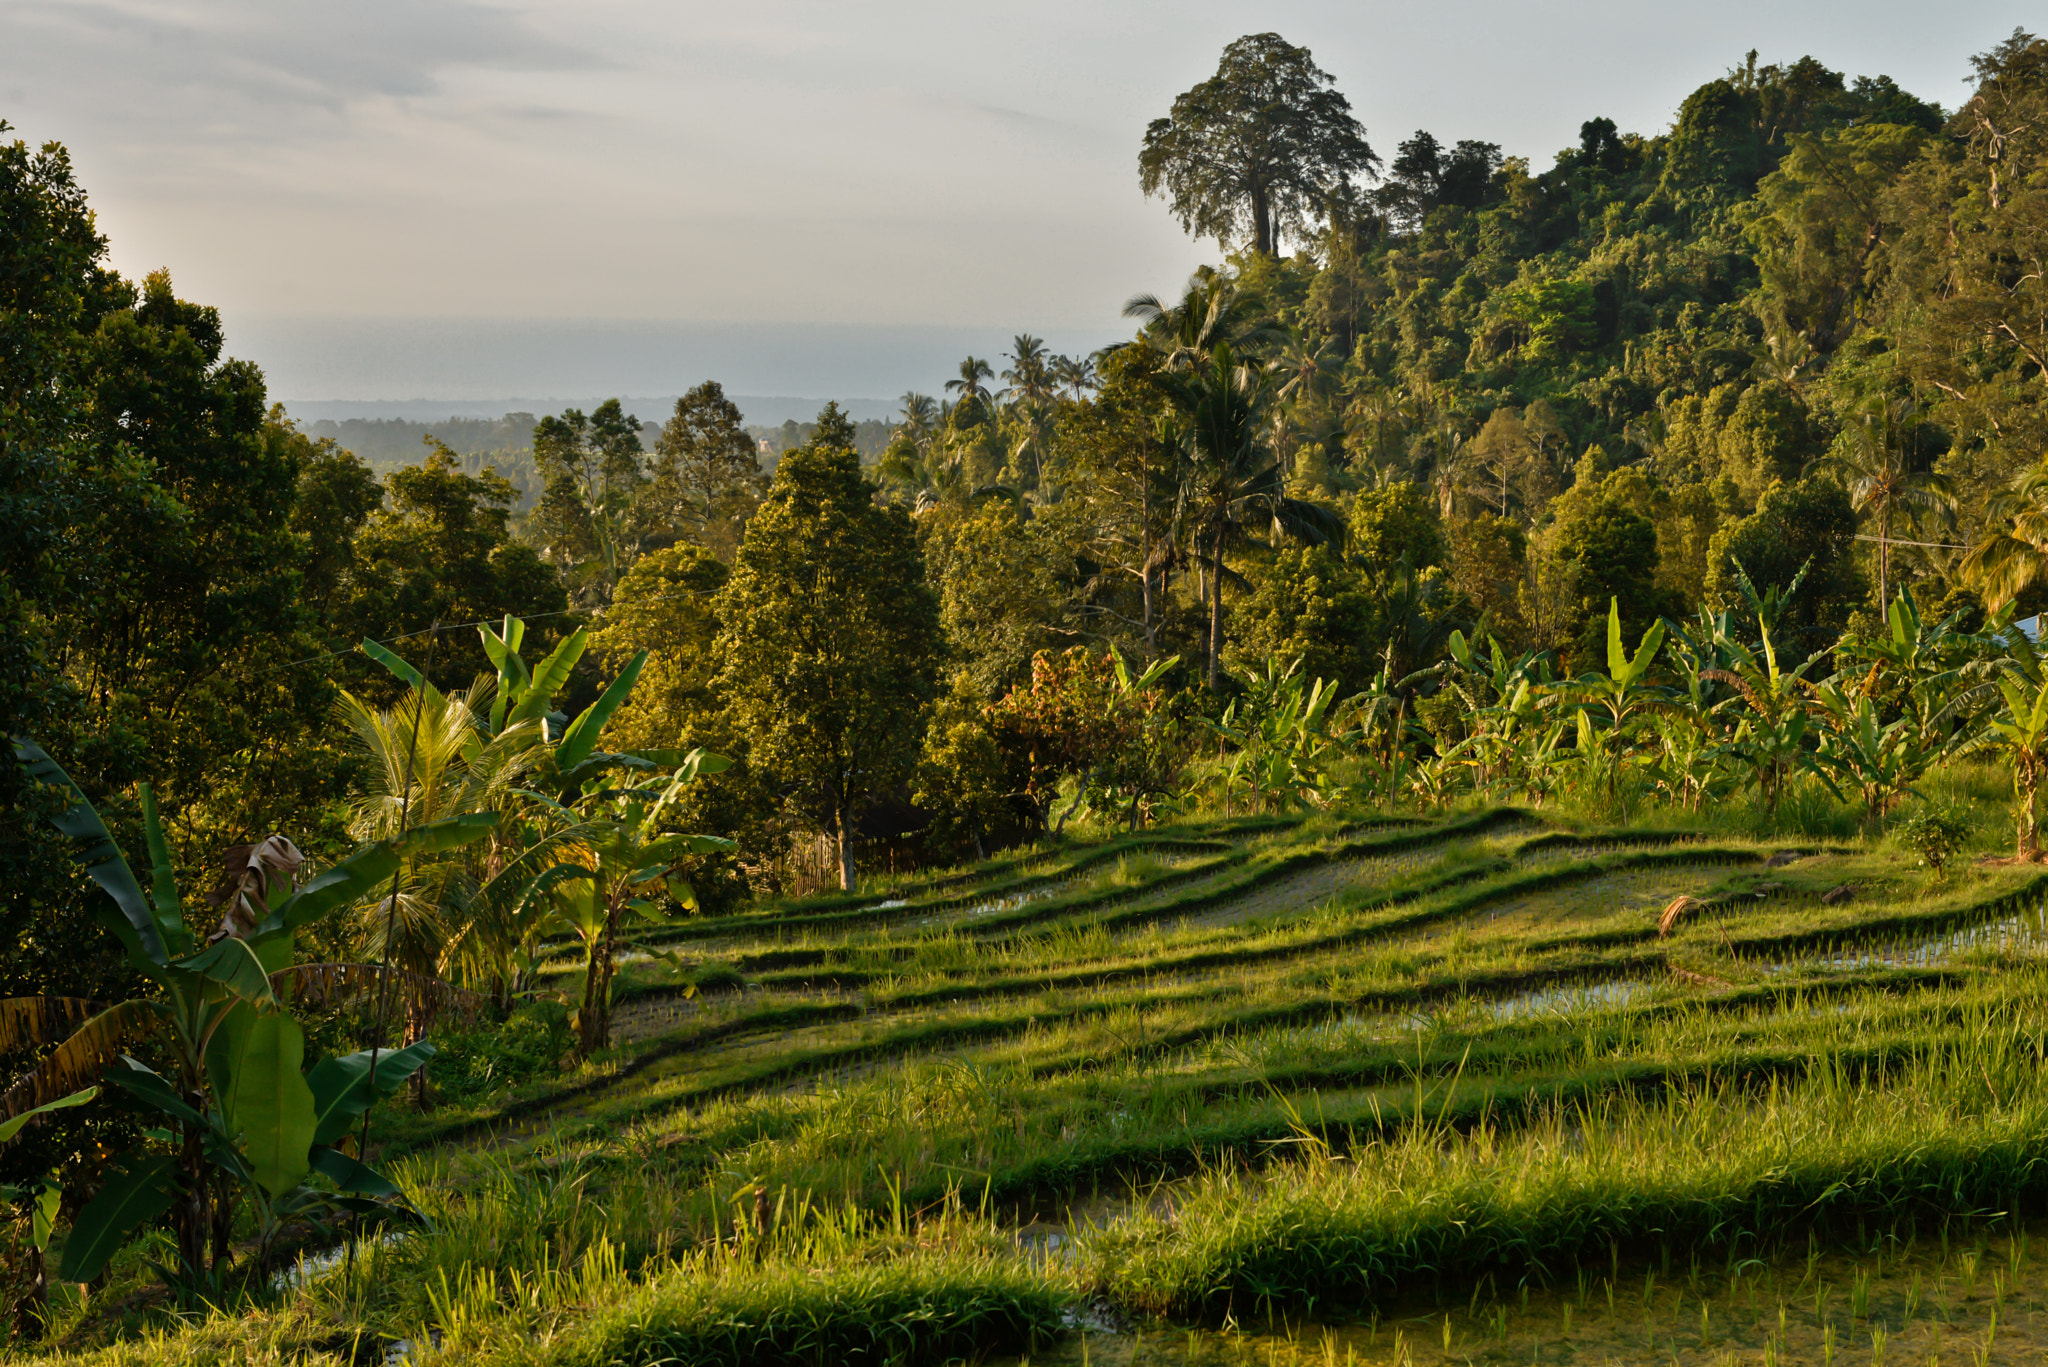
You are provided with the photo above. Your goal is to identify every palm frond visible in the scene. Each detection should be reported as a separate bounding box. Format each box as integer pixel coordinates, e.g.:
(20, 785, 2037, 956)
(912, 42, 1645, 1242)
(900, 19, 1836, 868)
(0, 997, 104, 1052)
(0, 1000, 159, 1121)
(271, 963, 484, 1020)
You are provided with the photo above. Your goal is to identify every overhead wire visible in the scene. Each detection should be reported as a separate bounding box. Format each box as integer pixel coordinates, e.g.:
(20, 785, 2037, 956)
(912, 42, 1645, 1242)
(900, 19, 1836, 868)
(252, 585, 723, 679)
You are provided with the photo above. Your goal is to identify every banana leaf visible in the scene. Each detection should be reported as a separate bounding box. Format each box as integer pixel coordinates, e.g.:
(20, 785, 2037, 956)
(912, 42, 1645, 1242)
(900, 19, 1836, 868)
(308, 1145, 402, 1199)
(12, 739, 168, 969)
(556, 650, 648, 773)
(306, 1040, 436, 1147)
(359, 638, 424, 691)
(507, 629, 588, 730)
(209, 1010, 316, 1198)
(57, 1152, 177, 1282)
(172, 938, 280, 1010)
(0, 1086, 98, 1147)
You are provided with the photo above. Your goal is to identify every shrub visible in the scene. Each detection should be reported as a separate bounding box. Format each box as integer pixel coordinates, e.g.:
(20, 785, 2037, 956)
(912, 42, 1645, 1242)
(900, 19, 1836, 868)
(1896, 803, 1972, 877)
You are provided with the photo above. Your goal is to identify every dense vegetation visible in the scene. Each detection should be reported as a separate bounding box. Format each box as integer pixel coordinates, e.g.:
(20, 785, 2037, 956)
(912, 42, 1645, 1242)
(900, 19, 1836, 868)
(5, 24, 2048, 1364)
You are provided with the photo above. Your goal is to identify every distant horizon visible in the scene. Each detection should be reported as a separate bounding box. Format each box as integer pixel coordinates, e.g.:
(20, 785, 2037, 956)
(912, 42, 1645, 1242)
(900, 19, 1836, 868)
(17, 0, 2026, 399)
(239, 316, 1124, 415)
(280, 393, 906, 428)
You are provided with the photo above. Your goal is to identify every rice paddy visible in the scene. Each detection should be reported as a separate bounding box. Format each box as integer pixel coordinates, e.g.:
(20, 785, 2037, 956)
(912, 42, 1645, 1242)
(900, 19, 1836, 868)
(33, 793, 2048, 1364)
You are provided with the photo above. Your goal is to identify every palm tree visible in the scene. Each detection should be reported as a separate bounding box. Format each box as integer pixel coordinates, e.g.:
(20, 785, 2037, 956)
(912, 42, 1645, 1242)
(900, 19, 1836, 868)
(1267, 328, 1336, 479)
(1816, 397, 1952, 607)
(1000, 336, 1057, 486)
(1001, 334, 1054, 405)
(334, 678, 542, 1036)
(1164, 341, 1342, 689)
(1122, 270, 1277, 370)
(1054, 353, 1097, 398)
(1963, 465, 2048, 607)
(944, 356, 995, 417)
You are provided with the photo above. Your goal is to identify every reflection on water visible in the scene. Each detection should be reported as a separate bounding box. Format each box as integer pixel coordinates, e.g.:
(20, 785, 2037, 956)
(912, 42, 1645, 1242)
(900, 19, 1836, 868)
(1767, 900, 2048, 975)
(1002, 1218, 2048, 1365)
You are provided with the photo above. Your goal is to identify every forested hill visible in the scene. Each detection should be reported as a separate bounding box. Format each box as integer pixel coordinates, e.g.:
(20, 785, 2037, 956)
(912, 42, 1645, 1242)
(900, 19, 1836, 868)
(3, 31, 2047, 981)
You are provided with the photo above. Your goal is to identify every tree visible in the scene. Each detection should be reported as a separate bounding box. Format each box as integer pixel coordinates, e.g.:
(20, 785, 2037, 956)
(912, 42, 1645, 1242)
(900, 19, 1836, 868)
(339, 442, 569, 695)
(714, 423, 943, 890)
(1139, 33, 1379, 256)
(1815, 395, 1950, 607)
(1377, 131, 1503, 230)
(1162, 341, 1341, 688)
(1467, 407, 1535, 518)
(944, 357, 995, 419)
(1706, 476, 1864, 655)
(531, 399, 646, 599)
(589, 546, 767, 913)
(922, 499, 1069, 697)
(643, 381, 765, 562)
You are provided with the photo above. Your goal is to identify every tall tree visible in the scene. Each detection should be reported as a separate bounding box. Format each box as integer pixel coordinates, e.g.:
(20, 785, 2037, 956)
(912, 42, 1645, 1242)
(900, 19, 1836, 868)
(1139, 32, 1379, 255)
(531, 398, 646, 599)
(945, 356, 995, 419)
(714, 418, 943, 890)
(643, 381, 765, 561)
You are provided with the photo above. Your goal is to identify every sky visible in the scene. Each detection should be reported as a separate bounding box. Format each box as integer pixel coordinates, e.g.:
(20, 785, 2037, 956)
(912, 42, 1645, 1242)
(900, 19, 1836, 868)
(1, 0, 2037, 409)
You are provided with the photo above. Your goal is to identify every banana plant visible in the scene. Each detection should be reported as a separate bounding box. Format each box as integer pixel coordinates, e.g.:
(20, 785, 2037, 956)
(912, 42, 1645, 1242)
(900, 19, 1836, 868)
(1443, 633, 1556, 799)
(1700, 618, 1825, 819)
(1209, 659, 1341, 813)
(2, 740, 491, 1295)
(363, 617, 657, 1013)
(1984, 673, 2048, 858)
(474, 617, 652, 799)
(519, 751, 732, 1057)
(1809, 683, 1929, 824)
(1835, 589, 2001, 763)
(0, 1087, 97, 1335)
(1557, 599, 1668, 804)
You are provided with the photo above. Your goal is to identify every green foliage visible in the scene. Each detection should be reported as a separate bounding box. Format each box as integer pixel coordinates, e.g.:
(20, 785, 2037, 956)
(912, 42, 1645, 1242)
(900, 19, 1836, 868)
(1139, 33, 1378, 256)
(1707, 477, 1864, 654)
(2, 742, 471, 1297)
(1895, 802, 1972, 876)
(715, 426, 943, 890)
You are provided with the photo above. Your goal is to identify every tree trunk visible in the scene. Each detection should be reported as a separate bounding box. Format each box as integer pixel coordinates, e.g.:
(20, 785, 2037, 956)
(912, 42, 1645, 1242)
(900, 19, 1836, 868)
(836, 807, 856, 892)
(1207, 528, 1225, 690)
(1250, 177, 1273, 255)
(1878, 503, 1891, 608)
(176, 1115, 208, 1288)
(1141, 456, 1155, 658)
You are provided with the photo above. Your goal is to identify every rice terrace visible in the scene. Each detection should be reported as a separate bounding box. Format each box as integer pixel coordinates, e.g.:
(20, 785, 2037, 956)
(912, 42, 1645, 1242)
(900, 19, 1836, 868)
(10, 9, 2048, 1367)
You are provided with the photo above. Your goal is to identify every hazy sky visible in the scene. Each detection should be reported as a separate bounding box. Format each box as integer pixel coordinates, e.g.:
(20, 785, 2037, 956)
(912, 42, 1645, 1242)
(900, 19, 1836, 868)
(2, 1, 2036, 402)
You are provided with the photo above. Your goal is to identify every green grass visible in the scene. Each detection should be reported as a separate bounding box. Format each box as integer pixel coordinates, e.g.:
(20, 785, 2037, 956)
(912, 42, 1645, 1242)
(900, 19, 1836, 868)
(28, 787, 2048, 1363)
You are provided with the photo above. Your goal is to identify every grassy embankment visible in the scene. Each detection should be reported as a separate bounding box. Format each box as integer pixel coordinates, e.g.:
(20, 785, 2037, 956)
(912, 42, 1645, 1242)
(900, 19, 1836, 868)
(31, 770, 2048, 1364)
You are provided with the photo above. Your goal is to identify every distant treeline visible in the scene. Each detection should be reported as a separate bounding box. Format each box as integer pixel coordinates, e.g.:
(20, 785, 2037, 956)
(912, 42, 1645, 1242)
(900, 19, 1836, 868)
(301, 411, 892, 500)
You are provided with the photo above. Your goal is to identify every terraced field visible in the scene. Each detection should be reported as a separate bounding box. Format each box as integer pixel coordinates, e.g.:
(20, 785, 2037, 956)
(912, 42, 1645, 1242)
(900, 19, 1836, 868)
(49, 805, 2048, 1365)
(409, 810, 2044, 1193)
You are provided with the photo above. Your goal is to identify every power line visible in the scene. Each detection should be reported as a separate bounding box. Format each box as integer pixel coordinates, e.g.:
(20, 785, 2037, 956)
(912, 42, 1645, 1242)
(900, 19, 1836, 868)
(1852, 534, 1975, 551)
(254, 586, 722, 679)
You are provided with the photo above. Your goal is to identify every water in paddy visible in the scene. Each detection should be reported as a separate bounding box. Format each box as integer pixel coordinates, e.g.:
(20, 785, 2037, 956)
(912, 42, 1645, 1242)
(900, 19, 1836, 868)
(1003, 1219, 2048, 1364)
(1764, 898, 2048, 976)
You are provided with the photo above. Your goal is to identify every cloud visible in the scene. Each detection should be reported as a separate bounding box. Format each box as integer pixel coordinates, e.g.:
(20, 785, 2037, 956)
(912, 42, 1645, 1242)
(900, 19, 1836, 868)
(4, 0, 599, 139)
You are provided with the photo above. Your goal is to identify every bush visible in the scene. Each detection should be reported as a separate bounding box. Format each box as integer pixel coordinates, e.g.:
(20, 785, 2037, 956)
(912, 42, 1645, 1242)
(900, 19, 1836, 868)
(427, 1005, 571, 1105)
(1896, 802, 1972, 877)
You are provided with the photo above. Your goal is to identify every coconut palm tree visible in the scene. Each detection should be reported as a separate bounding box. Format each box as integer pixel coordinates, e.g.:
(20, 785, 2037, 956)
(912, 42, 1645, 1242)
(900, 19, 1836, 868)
(333, 678, 543, 1036)
(1961, 464, 2048, 608)
(944, 356, 995, 418)
(1162, 340, 1343, 689)
(1122, 270, 1276, 371)
(1000, 334, 1055, 405)
(1053, 353, 1097, 398)
(1816, 396, 1952, 608)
